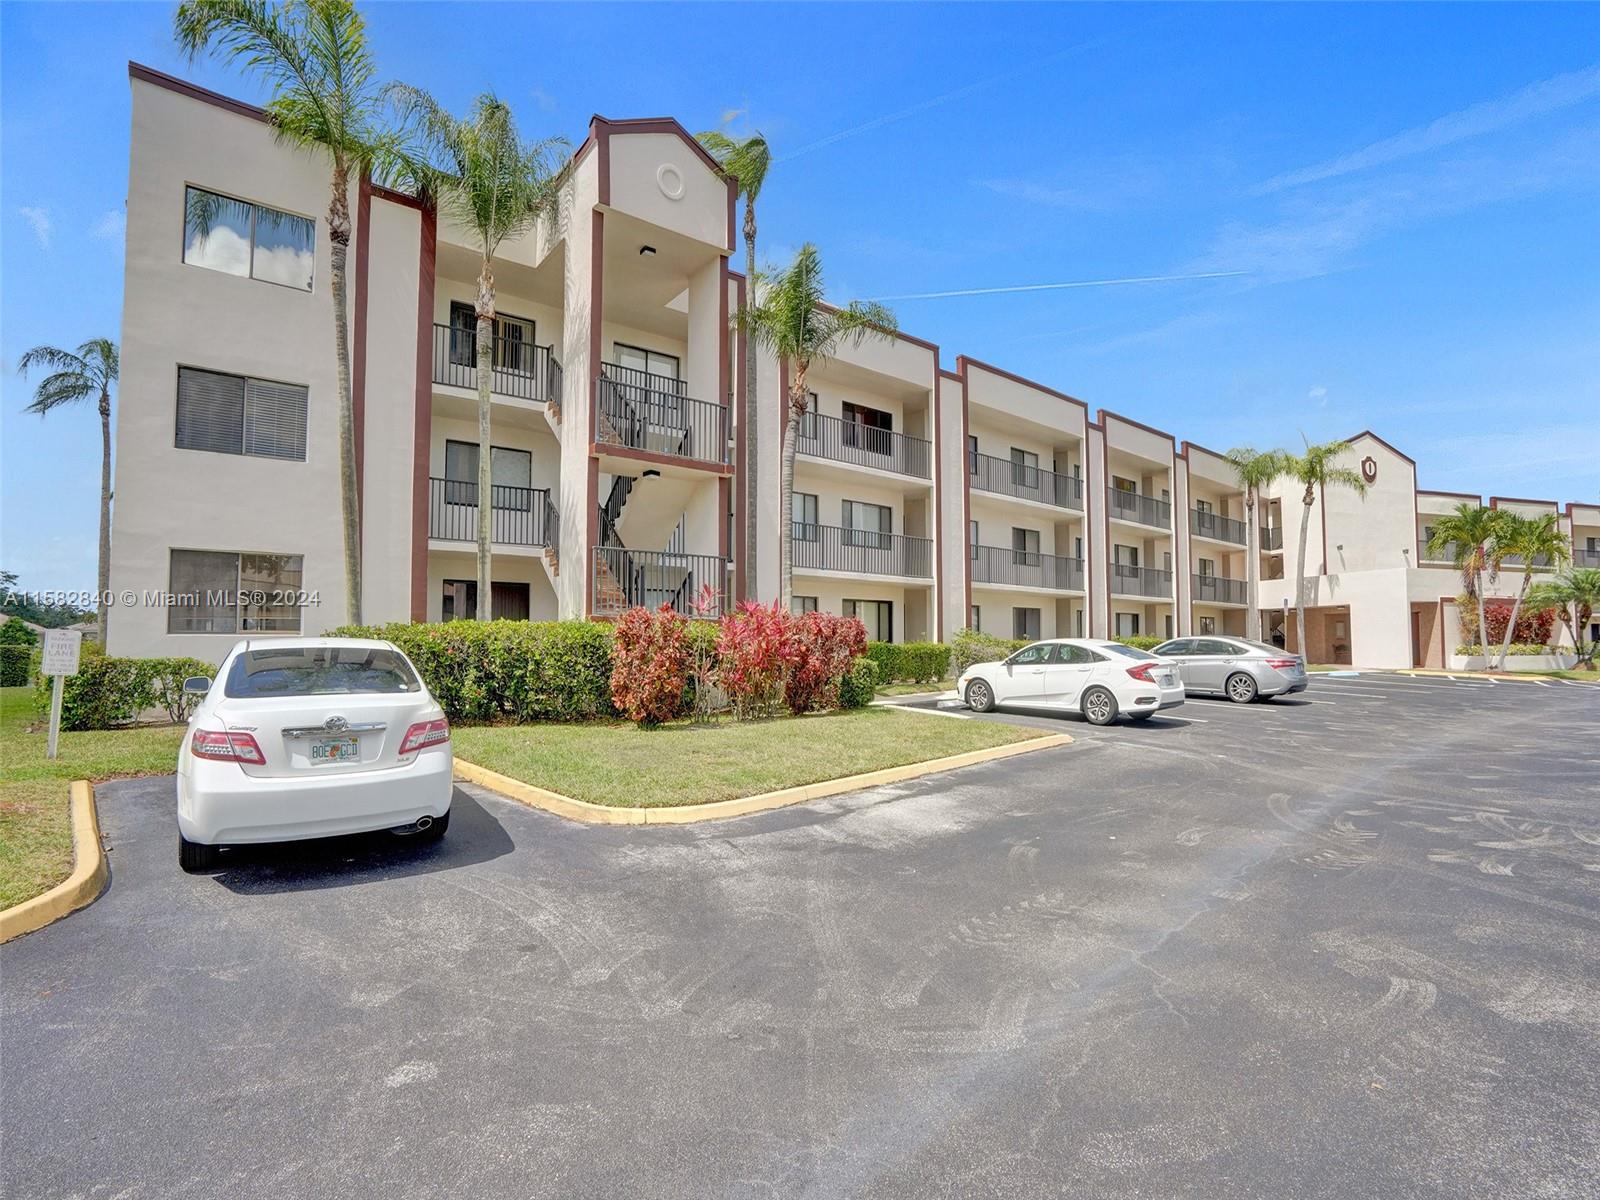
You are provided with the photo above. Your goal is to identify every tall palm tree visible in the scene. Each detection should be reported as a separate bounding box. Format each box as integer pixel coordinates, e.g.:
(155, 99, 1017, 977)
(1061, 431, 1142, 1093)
(740, 244, 896, 607)
(175, 0, 403, 625)
(1280, 439, 1368, 660)
(1224, 446, 1287, 642)
(1489, 512, 1570, 669)
(1526, 567, 1600, 670)
(696, 130, 770, 598)
(384, 87, 565, 620)
(17, 339, 118, 638)
(1428, 502, 1502, 667)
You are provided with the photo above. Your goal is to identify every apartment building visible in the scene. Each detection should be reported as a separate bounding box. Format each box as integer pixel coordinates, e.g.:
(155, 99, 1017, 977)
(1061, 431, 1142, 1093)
(107, 65, 1593, 672)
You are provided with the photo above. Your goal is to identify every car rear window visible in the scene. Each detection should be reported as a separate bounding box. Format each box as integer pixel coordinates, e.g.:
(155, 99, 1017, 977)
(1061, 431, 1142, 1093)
(1100, 643, 1156, 660)
(224, 647, 420, 698)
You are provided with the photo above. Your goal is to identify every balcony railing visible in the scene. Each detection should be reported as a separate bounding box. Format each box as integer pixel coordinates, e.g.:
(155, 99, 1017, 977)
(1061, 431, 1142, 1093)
(1575, 549, 1600, 568)
(1192, 573, 1249, 606)
(429, 478, 549, 546)
(595, 363, 728, 467)
(791, 523, 933, 579)
(433, 323, 561, 404)
(968, 451, 1082, 510)
(1107, 487, 1171, 529)
(1417, 538, 1458, 564)
(1501, 553, 1555, 571)
(1262, 526, 1283, 551)
(592, 547, 726, 617)
(1190, 508, 1247, 545)
(795, 411, 931, 480)
(970, 544, 1084, 591)
(1109, 563, 1173, 599)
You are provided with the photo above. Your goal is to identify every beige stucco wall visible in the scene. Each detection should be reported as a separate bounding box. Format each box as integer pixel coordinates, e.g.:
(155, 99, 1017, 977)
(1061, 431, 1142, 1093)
(607, 132, 730, 253)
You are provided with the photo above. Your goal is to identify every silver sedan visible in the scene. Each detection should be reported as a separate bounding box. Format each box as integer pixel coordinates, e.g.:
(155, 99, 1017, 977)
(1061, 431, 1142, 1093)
(1150, 637, 1309, 703)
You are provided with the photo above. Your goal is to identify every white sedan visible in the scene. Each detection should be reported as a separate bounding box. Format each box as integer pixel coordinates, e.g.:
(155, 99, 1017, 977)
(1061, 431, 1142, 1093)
(176, 638, 453, 872)
(957, 638, 1185, 725)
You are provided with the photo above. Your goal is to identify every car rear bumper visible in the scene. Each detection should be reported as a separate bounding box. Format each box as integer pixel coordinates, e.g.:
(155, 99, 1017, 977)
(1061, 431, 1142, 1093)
(1129, 685, 1186, 711)
(177, 748, 454, 846)
(1262, 673, 1308, 696)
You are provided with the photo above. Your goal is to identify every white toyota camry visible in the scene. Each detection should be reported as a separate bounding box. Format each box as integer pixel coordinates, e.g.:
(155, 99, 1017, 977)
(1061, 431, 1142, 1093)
(957, 638, 1185, 725)
(176, 638, 453, 872)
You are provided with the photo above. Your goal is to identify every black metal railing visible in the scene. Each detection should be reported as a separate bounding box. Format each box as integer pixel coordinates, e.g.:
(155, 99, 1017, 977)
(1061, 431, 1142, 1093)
(1109, 563, 1173, 598)
(795, 411, 931, 479)
(791, 522, 933, 578)
(543, 493, 560, 557)
(592, 547, 726, 617)
(433, 323, 560, 404)
(1107, 486, 1171, 529)
(1262, 526, 1283, 551)
(1190, 508, 1247, 545)
(1574, 549, 1600, 568)
(1192, 573, 1249, 605)
(429, 478, 549, 546)
(595, 364, 728, 466)
(1501, 553, 1554, 571)
(1417, 538, 1458, 564)
(970, 544, 1084, 591)
(967, 451, 1082, 509)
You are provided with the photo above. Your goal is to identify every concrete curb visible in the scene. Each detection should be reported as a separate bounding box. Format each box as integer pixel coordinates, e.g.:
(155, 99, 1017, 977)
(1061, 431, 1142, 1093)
(1396, 668, 1599, 686)
(454, 731, 1073, 827)
(0, 781, 107, 945)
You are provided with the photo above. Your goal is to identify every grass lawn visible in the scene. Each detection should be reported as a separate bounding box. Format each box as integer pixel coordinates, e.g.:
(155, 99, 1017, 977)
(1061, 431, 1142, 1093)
(453, 705, 1046, 808)
(0, 685, 184, 909)
(876, 678, 957, 697)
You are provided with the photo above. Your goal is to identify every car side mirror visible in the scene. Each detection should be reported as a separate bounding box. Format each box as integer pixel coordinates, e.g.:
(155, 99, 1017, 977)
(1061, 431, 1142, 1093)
(182, 676, 212, 696)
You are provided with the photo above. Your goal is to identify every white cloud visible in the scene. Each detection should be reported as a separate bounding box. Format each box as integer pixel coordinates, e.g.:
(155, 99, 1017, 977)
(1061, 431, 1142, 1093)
(90, 210, 125, 243)
(530, 87, 557, 114)
(18, 205, 52, 250)
(1308, 385, 1328, 407)
(979, 159, 1166, 212)
(1255, 62, 1600, 194)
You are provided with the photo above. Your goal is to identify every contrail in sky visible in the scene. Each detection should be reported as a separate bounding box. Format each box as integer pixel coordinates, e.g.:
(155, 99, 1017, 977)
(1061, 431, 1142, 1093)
(868, 270, 1250, 301)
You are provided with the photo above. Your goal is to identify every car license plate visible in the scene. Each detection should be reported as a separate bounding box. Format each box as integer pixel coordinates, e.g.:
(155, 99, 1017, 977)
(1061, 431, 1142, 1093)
(311, 736, 360, 763)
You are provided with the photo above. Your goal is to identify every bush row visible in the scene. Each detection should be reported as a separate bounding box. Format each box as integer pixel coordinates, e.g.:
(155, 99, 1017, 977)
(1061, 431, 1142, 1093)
(1455, 643, 1555, 657)
(951, 628, 1030, 673)
(41, 652, 218, 730)
(1115, 635, 1166, 652)
(864, 641, 952, 684)
(0, 645, 37, 688)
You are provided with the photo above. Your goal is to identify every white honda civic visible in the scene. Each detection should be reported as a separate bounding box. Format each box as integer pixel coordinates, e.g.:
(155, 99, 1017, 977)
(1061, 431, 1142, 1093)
(176, 638, 453, 872)
(957, 638, 1185, 725)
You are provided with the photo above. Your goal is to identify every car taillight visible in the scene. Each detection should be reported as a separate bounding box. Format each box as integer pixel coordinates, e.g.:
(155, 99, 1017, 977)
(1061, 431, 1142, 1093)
(400, 718, 450, 754)
(1265, 658, 1300, 670)
(191, 730, 265, 764)
(1126, 663, 1157, 683)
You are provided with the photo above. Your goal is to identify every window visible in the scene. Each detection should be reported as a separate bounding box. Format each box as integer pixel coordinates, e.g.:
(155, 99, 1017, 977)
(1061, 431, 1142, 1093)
(793, 492, 819, 541)
(791, 596, 819, 615)
(225, 646, 419, 698)
(842, 499, 892, 548)
(1163, 550, 1173, 572)
(1162, 639, 1196, 656)
(1012, 607, 1041, 640)
(844, 598, 892, 641)
(970, 605, 981, 629)
(1053, 643, 1099, 665)
(798, 392, 820, 440)
(1010, 448, 1039, 488)
(449, 302, 536, 373)
(1114, 612, 1141, 638)
(442, 580, 530, 621)
(175, 366, 307, 461)
(1198, 557, 1215, 577)
(1011, 528, 1040, 566)
(1198, 616, 1216, 635)
(841, 401, 893, 454)
(1113, 476, 1138, 494)
(1007, 643, 1050, 665)
(1074, 609, 1085, 636)
(1196, 638, 1237, 655)
(970, 520, 980, 558)
(1113, 544, 1140, 567)
(1195, 498, 1213, 515)
(443, 440, 533, 509)
(1165, 614, 1174, 639)
(1073, 536, 1083, 561)
(967, 434, 978, 473)
(613, 342, 680, 382)
(167, 549, 303, 634)
(183, 186, 314, 291)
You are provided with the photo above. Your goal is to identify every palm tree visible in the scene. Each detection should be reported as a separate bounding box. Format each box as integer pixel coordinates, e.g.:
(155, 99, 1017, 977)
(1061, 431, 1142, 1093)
(17, 339, 118, 638)
(1280, 439, 1368, 660)
(740, 244, 896, 607)
(175, 0, 403, 625)
(1428, 502, 1503, 667)
(1224, 446, 1286, 642)
(1488, 512, 1570, 669)
(696, 130, 769, 598)
(1526, 567, 1600, 670)
(384, 87, 565, 620)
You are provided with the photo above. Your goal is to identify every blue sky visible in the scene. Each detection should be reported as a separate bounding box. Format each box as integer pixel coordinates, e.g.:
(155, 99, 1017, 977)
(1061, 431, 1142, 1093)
(3, 2, 1597, 592)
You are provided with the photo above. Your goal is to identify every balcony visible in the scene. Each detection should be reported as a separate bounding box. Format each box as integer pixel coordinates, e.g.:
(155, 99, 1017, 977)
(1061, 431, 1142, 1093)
(1192, 573, 1249, 606)
(1501, 553, 1555, 571)
(1417, 538, 1458, 565)
(1110, 563, 1173, 599)
(970, 544, 1084, 591)
(1262, 526, 1283, 551)
(796, 411, 931, 480)
(792, 523, 933, 579)
(1107, 487, 1171, 530)
(432, 323, 561, 404)
(429, 478, 550, 547)
(595, 363, 728, 467)
(592, 547, 726, 617)
(968, 451, 1082, 510)
(1190, 508, 1247, 545)
(1575, 549, 1600, 568)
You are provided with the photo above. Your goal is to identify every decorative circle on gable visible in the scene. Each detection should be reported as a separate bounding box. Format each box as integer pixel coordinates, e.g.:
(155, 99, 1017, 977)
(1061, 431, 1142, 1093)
(656, 163, 686, 201)
(1361, 455, 1378, 484)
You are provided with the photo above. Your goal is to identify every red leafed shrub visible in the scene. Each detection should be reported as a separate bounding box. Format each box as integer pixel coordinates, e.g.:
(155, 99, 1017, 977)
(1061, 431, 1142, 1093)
(610, 604, 692, 727)
(717, 601, 798, 720)
(785, 612, 868, 714)
(1483, 600, 1555, 647)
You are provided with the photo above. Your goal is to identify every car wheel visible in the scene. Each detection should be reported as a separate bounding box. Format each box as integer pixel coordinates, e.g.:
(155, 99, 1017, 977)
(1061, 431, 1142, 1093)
(965, 679, 996, 713)
(1225, 672, 1259, 704)
(178, 834, 219, 873)
(1081, 686, 1118, 726)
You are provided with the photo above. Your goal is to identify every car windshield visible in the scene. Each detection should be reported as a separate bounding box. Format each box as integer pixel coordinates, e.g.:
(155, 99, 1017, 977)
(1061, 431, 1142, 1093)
(224, 647, 420, 698)
(1099, 643, 1157, 660)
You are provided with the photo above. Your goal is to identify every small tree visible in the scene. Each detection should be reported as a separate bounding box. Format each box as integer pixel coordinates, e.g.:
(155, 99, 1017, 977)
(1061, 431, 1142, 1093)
(1429, 503, 1503, 666)
(1526, 568, 1600, 670)
(1224, 447, 1287, 641)
(610, 604, 691, 728)
(1280, 439, 1367, 659)
(1488, 512, 1570, 669)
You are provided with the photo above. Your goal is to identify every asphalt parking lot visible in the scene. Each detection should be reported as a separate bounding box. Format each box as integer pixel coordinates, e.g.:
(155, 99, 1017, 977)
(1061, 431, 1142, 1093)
(4, 672, 1597, 1199)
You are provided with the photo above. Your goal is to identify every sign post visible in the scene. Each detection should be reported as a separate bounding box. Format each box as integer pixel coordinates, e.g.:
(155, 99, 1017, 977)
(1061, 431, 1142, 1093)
(42, 629, 83, 761)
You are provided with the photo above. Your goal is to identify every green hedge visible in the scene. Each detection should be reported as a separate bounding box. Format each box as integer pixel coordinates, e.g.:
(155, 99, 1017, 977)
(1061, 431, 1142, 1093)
(331, 620, 614, 722)
(864, 640, 951, 684)
(951, 628, 1030, 673)
(1455, 643, 1553, 657)
(1115, 635, 1165, 651)
(838, 657, 879, 708)
(0, 646, 36, 687)
(38, 654, 217, 730)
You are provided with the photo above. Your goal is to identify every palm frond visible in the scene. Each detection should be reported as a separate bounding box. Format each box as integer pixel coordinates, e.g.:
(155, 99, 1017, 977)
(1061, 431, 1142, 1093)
(24, 371, 97, 414)
(17, 344, 87, 377)
(739, 243, 897, 374)
(696, 129, 770, 202)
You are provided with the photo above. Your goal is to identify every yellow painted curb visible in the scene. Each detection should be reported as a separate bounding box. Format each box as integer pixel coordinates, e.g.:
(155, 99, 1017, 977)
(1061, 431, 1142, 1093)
(0, 780, 107, 945)
(454, 731, 1072, 827)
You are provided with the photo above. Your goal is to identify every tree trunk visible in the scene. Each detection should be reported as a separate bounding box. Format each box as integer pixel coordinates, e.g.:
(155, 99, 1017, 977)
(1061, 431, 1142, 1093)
(97, 387, 112, 642)
(1295, 485, 1313, 661)
(1474, 562, 1490, 672)
(1495, 572, 1532, 670)
(328, 163, 362, 626)
(1244, 488, 1260, 642)
(475, 260, 496, 621)
(743, 202, 759, 601)
(779, 363, 808, 610)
